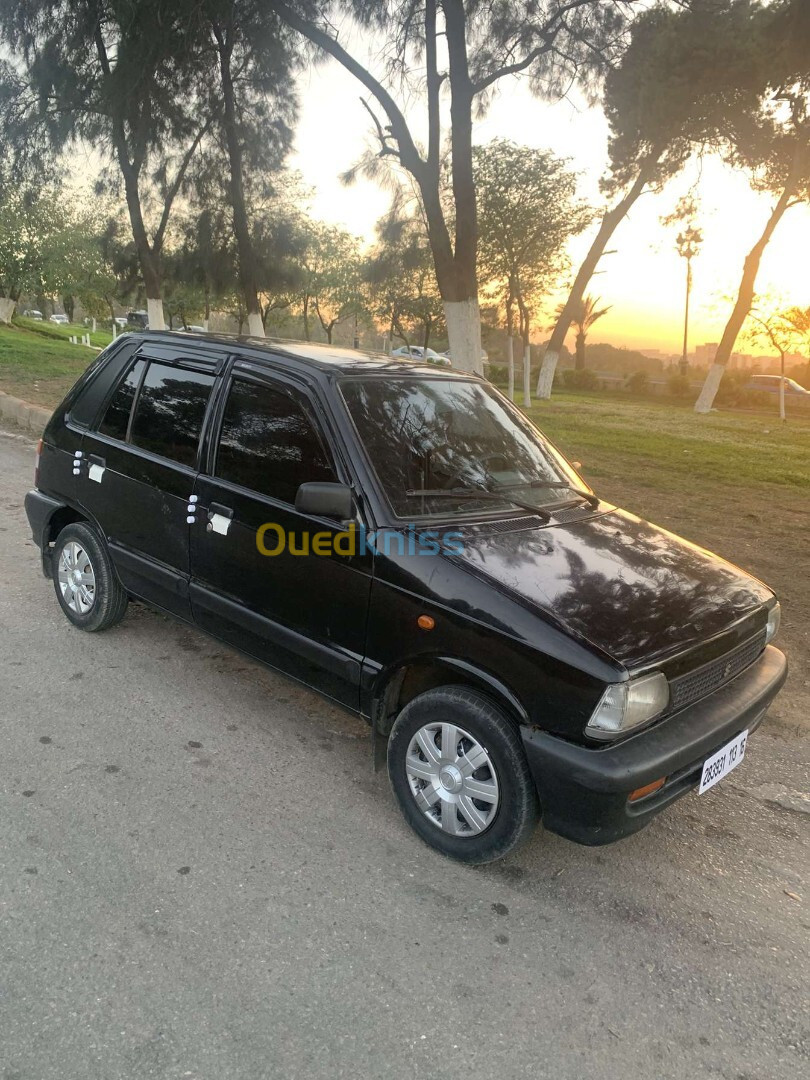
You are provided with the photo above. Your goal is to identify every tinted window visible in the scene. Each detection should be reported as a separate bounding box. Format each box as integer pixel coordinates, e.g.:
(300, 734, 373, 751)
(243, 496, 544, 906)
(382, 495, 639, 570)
(216, 378, 335, 503)
(98, 358, 146, 440)
(130, 362, 215, 466)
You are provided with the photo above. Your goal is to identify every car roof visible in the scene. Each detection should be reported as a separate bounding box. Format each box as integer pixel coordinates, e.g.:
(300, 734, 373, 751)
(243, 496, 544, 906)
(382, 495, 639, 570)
(129, 330, 477, 380)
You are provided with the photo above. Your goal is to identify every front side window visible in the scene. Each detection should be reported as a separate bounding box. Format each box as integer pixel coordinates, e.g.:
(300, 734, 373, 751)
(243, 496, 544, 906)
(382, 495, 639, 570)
(215, 377, 335, 504)
(341, 376, 580, 519)
(129, 362, 215, 466)
(98, 358, 146, 440)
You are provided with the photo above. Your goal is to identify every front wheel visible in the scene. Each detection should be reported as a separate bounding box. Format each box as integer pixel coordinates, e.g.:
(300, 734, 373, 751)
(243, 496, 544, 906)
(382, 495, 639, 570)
(387, 686, 539, 864)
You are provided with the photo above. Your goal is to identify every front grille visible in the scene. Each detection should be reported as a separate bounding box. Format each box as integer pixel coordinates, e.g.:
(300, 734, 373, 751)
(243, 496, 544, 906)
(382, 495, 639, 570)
(668, 630, 767, 712)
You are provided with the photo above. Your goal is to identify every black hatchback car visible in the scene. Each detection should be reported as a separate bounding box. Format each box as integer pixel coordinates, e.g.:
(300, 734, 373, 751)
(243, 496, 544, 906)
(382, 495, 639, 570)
(25, 332, 787, 863)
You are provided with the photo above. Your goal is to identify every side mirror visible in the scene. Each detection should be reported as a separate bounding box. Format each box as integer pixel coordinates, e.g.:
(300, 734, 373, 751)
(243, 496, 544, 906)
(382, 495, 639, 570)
(295, 482, 353, 521)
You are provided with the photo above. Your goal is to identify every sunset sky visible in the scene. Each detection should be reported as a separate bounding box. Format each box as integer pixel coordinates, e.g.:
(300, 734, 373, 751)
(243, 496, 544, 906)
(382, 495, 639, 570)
(291, 50, 810, 356)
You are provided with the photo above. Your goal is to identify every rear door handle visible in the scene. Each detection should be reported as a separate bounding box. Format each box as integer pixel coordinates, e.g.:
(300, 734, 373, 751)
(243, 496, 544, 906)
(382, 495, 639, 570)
(207, 502, 234, 536)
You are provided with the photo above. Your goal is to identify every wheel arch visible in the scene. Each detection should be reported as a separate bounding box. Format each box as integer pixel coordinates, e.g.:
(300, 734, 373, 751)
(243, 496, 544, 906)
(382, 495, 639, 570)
(371, 655, 529, 739)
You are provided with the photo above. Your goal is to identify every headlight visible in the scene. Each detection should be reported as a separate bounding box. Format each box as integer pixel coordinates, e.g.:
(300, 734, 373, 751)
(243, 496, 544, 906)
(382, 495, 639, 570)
(765, 602, 781, 644)
(586, 672, 669, 740)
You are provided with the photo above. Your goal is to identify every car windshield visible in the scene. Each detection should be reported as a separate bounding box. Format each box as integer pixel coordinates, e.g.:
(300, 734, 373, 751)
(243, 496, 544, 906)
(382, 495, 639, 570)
(341, 376, 583, 519)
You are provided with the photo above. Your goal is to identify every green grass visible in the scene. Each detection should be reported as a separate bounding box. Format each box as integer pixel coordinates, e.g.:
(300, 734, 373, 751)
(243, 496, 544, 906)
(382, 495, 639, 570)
(14, 315, 114, 348)
(525, 390, 810, 496)
(0, 321, 99, 407)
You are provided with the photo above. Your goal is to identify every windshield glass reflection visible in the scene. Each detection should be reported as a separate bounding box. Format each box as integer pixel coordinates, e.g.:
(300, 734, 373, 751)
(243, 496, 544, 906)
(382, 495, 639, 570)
(341, 377, 576, 518)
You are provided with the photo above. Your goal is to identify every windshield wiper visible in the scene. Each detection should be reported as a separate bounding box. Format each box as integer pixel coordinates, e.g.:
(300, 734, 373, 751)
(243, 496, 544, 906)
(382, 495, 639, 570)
(495, 478, 600, 511)
(404, 486, 552, 522)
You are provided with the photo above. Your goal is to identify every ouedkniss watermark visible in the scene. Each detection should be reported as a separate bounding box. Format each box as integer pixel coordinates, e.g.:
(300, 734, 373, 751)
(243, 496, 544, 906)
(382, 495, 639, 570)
(256, 522, 465, 557)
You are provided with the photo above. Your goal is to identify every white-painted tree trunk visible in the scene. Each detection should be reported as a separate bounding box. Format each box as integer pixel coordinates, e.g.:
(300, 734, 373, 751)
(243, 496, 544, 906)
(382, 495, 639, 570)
(146, 297, 165, 331)
(92, 318, 96, 333)
(247, 312, 264, 337)
(523, 345, 531, 408)
(536, 349, 559, 400)
(444, 298, 483, 375)
(0, 297, 16, 324)
(111, 321, 117, 339)
(779, 379, 786, 422)
(694, 363, 725, 413)
(506, 337, 514, 400)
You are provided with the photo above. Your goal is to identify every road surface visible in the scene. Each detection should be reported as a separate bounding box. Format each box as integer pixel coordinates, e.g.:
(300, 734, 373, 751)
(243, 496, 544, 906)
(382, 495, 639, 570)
(0, 428, 807, 1080)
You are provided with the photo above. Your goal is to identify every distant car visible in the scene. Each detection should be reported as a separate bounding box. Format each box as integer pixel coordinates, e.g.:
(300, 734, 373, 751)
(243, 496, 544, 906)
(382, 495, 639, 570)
(24, 309, 44, 320)
(49, 314, 70, 324)
(114, 317, 128, 328)
(442, 348, 488, 364)
(184, 325, 207, 333)
(745, 375, 810, 396)
(126, 311, 150, 329)
(391, 345, 451, 367)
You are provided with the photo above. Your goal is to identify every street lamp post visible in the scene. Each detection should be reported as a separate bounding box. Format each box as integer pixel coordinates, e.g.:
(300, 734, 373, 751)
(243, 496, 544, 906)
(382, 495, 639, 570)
(676, 224, 703, 377)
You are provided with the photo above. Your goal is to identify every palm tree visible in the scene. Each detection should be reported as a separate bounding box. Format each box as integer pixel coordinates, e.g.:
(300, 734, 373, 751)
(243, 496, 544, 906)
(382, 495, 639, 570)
(566, 294, 612, 371)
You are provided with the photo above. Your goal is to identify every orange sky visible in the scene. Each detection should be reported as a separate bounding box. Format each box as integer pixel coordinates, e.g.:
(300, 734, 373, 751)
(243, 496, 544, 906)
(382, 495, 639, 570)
(291, 51, 810, 356)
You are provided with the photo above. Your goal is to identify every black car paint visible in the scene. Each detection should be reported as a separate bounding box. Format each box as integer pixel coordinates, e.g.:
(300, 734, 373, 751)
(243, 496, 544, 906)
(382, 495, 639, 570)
(25, 331, 787, 846)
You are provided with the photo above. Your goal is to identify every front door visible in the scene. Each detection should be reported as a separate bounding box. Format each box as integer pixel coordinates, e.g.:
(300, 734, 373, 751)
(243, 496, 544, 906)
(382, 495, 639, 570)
(78, 349, 219, 619)
(190, 367, 373, 708)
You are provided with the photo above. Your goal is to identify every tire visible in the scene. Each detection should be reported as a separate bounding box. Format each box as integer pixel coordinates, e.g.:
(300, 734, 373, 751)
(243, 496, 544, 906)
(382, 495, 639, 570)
(52, 522, 128, 632)
(387, 686, 539, 864)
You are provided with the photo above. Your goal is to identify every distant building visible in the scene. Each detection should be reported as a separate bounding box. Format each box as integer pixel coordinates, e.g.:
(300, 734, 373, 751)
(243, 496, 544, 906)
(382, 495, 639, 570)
(695, 343, 718, 366)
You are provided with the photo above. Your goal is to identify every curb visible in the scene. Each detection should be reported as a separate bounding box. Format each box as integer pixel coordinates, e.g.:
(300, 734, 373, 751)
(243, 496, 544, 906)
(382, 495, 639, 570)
(0, 390, 52, 436)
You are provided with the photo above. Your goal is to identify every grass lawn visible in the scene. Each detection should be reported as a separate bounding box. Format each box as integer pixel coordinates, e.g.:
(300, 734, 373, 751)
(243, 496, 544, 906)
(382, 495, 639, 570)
(2, 325, 807, 731)
(14, 315, 115, 349)
(0, 321, 101, 407)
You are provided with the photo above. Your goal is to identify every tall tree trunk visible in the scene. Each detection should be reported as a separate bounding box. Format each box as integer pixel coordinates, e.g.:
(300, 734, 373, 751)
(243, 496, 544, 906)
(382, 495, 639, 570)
(695, 150, 806, 413)
(0, 297, 15, 324)
(303, 295, 311, 340)
(575, 332, 586, 371)
(63, 295, 74, 322)
(441, 0, 482, 374)
(536, 151, 662, 398)
(214, 25, 264, 338)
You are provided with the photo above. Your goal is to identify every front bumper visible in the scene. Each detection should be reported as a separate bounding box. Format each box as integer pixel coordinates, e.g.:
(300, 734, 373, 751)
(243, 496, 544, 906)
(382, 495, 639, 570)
(521, 645, 787, 845)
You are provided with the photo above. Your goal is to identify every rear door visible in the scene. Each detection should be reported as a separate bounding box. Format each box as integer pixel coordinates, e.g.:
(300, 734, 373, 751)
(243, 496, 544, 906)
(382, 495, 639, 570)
(189, 363, 373, 708)
(78, 344, 222, 619)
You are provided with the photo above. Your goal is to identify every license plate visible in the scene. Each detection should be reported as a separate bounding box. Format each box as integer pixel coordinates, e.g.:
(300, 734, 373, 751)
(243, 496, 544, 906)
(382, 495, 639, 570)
(698, 729, 748, 795)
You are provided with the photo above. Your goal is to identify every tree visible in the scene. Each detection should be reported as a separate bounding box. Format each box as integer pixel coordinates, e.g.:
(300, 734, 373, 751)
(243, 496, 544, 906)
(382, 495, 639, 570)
(0, 1, 216, 330)
(746, 305, 805, 421)
(366, 205, 445, 350)
(474, 139, 591, 393)
(568, 294, 611, 370)
(695, 0, 810, 412)
(537, 0, 763, 397)
(274, 1, 632, 373)
(301, 223, 363, 344)
(185, 0, 298, 337)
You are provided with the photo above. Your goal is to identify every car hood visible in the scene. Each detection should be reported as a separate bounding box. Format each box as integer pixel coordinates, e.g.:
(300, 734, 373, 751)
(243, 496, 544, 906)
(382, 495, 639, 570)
(445, 508, 771, 667)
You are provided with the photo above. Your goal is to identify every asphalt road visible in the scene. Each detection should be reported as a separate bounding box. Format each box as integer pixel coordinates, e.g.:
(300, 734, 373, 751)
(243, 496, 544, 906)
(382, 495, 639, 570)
(1, 428, 807, 1080)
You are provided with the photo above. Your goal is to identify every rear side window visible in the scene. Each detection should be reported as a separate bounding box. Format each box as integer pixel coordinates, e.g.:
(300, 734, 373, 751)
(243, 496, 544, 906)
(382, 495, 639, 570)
(98, 358, 146, 440)
(129, 362, 215, 466)
(215, 377, 335, 503)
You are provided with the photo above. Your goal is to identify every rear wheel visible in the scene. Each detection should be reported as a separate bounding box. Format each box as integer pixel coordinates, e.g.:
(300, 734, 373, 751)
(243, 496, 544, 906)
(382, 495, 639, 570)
(52, 522, 128, 632)
(387, 686, 539, 863)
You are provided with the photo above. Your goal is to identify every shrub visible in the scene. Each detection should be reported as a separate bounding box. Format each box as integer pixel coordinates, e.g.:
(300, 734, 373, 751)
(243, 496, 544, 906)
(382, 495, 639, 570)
(562, 368, 600, 390)
(625, 370, 650, 395)
(667, 373, 692, 398)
